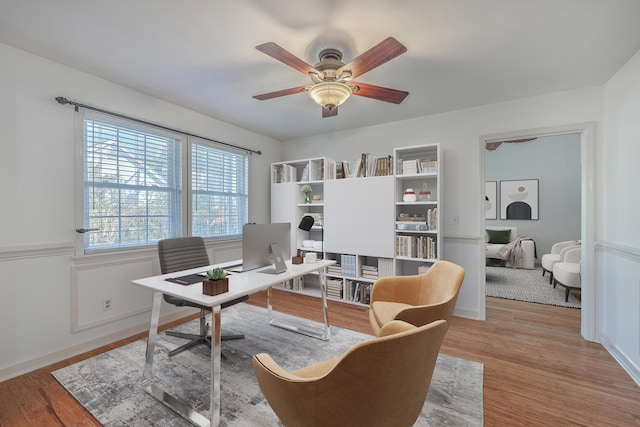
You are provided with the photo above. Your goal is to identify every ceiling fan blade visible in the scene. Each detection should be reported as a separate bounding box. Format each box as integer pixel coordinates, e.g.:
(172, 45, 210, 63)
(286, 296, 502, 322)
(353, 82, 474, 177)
(322, 106, 338, 118)
(338, 37, 407, 80)
(253, 85, 311, 100)
(256, 42, 321, 76)
(351, 82, 409, 104)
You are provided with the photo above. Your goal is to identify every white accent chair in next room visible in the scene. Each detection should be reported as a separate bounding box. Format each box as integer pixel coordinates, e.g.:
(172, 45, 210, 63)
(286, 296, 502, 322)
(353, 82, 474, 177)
(552, 246, 582, 302)
(541, 240, 581, 284)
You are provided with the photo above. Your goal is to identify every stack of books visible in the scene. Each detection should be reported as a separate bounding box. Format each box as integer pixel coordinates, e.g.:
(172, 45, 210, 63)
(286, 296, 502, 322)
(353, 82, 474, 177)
(326, 278, 343, 299)
(347, 281, 373, 304)
(396, 235, 437, 259)
(401, 159, 419, 175)
(335, 153, 393, 178)
(419, 157, 438, 174)
(272, 164, 297, 183)
(327, 263, 342, 277)
(398, 157, 438, 175)
(361, 265, 379, 280)
(396, 213, 427, 231)
(275, 276, 304, 291)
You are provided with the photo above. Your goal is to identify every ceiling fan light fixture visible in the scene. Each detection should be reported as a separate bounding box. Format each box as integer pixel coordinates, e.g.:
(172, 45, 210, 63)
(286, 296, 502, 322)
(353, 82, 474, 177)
(308, 82, 352, 110)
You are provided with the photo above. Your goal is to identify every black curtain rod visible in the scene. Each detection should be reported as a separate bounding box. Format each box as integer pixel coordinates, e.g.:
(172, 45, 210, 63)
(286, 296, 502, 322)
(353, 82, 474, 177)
(55, 96, 262, 155)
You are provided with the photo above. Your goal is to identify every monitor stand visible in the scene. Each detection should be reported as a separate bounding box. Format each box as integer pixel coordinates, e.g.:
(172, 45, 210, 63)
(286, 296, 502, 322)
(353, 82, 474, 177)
(260, 243, 288, 274)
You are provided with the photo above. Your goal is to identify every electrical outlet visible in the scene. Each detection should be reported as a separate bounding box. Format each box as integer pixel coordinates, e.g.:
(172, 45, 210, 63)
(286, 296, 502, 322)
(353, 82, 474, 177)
(103, 299, 112, 311)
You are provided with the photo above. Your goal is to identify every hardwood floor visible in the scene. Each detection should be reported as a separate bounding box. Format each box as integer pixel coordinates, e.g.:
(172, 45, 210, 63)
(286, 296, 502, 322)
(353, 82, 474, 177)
(1, 292, 639, 426)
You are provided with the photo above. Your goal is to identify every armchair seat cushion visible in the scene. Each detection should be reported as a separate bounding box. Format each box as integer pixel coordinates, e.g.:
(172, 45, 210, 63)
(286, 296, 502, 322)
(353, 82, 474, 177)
(370, 301, 413, 329)
(541, 253, 561, 272)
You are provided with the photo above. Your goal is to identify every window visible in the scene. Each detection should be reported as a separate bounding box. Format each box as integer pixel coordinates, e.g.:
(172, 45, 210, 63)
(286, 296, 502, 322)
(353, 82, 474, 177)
(191, 140, 248, 238)
(82, 114, 248, 252)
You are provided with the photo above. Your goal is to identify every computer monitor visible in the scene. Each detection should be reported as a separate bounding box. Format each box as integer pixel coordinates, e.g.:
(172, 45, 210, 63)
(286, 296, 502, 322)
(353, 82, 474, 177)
(241, 222, 291, 273)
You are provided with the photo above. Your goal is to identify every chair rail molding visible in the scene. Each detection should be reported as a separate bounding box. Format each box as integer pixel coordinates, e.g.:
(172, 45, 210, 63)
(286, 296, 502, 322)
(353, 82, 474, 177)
(0, 242, 75, 261)
(595, 240, 640, 263)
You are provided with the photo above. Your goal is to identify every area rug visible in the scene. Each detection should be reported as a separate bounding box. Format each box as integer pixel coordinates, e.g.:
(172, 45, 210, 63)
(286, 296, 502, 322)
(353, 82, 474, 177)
(53, 303, 483, 426)
(486, 266, 581, 308)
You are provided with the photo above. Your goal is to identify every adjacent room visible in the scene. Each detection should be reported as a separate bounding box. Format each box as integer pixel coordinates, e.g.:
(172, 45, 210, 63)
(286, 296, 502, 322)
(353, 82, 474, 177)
(484, 133, 583, 308)
(2, 1, 640, 426)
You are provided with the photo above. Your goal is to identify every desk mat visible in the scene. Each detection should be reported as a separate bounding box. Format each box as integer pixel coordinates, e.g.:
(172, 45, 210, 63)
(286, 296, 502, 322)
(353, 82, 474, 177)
(165, 273, 205, 286)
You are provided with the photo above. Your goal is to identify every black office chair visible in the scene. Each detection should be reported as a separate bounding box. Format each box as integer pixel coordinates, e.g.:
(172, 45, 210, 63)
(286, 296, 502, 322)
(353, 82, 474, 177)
(158, 236, 248, 357)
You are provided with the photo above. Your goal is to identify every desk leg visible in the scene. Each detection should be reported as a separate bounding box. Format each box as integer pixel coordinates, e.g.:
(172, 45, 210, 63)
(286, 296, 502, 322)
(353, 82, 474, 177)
(267, 267, 331, 340)
(318, 266, 331, 339)
(142, 291, 162, 383)
(210, 305, 222, 427)
(142, 291, 214, 427)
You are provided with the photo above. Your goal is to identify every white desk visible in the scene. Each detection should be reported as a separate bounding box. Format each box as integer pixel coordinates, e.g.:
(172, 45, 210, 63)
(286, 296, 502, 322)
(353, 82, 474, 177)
(132, 259, 335, 427)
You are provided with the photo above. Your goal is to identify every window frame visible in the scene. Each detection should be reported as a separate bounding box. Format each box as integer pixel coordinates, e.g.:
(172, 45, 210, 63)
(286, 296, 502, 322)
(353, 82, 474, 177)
(75, 110, 248, 256)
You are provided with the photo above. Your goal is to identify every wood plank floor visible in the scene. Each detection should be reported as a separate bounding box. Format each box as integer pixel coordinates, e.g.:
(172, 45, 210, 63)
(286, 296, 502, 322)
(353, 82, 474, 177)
(1, 292, 639, 426)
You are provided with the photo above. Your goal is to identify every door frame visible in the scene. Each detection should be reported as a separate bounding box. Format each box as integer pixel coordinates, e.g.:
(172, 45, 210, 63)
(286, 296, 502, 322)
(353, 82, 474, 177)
(479, 122, 596, 341)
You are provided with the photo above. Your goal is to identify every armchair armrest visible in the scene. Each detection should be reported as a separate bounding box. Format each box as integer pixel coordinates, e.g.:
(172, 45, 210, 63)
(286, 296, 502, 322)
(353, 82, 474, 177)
(563, 247, 581, 264)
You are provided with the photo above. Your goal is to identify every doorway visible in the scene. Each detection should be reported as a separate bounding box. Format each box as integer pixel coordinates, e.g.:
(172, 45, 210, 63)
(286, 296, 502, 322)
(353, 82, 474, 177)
(479, 123, 596, 341)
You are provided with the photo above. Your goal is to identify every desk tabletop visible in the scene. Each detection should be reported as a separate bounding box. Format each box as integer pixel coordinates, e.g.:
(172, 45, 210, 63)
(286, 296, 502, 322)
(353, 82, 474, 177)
(132, 259, 335, 307)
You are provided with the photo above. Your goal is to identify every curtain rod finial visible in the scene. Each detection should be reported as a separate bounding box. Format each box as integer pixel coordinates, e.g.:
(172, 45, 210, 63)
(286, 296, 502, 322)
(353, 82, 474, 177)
(55, 96, 70, 105)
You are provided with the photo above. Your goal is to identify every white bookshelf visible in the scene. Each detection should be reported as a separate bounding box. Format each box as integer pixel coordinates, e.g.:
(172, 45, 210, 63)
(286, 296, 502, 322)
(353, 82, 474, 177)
(270, 143, 442, 305)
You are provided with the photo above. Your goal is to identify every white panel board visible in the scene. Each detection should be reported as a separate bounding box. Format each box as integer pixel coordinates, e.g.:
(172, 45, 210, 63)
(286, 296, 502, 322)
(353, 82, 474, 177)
(324, 176, 394, 257)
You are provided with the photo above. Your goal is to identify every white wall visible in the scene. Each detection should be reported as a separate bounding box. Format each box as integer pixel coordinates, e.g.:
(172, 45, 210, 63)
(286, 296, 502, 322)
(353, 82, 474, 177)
(600, 48, 640, 383)
(0, 42, 282, 381)
(281, 88, 603, 321)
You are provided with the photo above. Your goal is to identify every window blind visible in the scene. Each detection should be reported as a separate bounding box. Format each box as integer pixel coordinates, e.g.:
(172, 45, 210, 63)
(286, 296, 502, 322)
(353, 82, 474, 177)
(191, 140, 248, 238)
(83, 116, 182, 250)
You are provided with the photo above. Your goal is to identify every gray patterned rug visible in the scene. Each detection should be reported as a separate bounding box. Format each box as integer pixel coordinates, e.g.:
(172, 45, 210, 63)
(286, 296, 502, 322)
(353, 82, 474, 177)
(486, 266, 581, 308)
(53, 303, 483, 426)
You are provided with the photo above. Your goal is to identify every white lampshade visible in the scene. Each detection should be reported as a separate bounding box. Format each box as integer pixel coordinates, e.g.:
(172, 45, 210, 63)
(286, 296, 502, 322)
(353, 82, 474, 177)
(308, 82, 353, 110)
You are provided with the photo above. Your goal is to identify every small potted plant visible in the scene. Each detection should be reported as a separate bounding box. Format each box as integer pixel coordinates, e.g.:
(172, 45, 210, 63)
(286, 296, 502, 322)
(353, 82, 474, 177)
(203, 267, 229, 296)
(300, 184, 312, 204)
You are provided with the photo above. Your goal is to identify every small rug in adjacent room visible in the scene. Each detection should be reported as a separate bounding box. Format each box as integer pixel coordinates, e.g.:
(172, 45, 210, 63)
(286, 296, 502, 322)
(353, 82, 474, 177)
(53, 303, 483, 426)
(486, 266, 581, 308)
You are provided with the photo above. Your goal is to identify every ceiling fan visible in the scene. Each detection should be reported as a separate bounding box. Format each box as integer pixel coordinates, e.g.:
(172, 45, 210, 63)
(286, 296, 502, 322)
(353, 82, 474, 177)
(253, 37, 409, 118)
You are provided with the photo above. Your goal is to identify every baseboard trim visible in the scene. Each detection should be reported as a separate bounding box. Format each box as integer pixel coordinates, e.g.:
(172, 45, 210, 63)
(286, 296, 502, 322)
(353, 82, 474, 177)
(453, 307, 482, 320)
(601, 336, 640, 387)
(0, 308, 194, 383)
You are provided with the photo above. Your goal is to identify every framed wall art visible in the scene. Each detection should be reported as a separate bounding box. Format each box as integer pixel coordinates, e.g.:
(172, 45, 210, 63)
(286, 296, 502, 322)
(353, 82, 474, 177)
(485, 181, 497, 220)
(500, 179, 539, 220)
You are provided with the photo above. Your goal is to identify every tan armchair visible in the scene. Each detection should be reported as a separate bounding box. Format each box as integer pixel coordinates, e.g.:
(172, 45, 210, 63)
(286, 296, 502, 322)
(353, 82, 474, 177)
(252, 319, 448, 427)
(369, 260, 464, 336)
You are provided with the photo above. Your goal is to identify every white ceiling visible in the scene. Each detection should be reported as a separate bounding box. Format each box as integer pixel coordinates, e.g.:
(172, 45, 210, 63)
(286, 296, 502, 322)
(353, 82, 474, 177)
(1, 0, 640, 141)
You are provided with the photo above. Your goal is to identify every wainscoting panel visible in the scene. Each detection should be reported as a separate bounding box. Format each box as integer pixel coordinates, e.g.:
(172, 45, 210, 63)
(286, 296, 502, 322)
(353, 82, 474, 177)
(596, 241, 640, 386)
(71, 258, 154, 332)
(443, 235, 484, 320)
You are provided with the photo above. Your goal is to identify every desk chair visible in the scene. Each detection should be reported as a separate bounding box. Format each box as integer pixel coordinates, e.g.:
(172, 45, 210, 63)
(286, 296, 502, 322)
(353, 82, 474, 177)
(158, 237, 248, 357)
